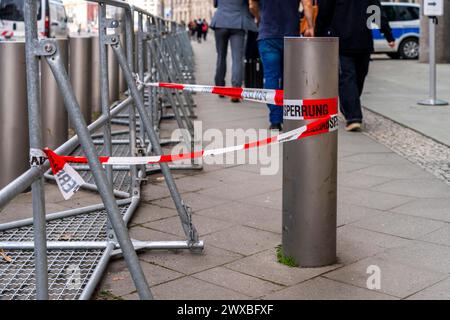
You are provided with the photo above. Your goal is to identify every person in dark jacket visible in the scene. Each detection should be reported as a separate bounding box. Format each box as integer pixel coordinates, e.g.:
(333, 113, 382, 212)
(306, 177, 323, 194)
(211, 0, 258, 102)
(316, 0, 395, 132)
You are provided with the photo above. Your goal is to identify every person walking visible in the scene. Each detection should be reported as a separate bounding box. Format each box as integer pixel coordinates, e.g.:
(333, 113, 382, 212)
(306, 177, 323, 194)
(202, 19, 209, 41)
(315, 0, 395, 132)
(249, 0, 315, 131)
(211, 0, 258, 102)
(196, 18, 204, 43)
(188, 20, 196, 40)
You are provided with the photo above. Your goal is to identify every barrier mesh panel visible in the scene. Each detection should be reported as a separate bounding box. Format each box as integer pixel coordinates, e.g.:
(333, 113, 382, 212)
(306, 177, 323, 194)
(0, 204, 130, 300)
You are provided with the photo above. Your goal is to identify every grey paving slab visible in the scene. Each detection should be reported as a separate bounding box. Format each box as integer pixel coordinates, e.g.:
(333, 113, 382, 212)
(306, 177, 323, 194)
(97, 259, 184, 297)
(337, 233, 389, 265)
(338, 161, 373, 173)
(150, 191, 229, 211)
(196, 200, 281, 234)
(338, 225, 412, 250)
(139, 244, 243, 275)
(143, 214, 235, 237)
(407, 277, 450, 300)
(56, 193, 104, 209)
(338, 171, 393, 189)
(128, 203, 178, 226)
(337, 223, 414, 265)
(391, 198, 450, 222)
(197, 180, 280, 202)
(341, 152, 411, 166)
(263, 277, 397, 300)
(377, 241, 450, 274)
(419, 225, 450, 247)
(129, 225, 184, 241)
(371, 179, 450, 199)
(353, 164, 433, 180)
(171, 174, 224, 192)
(324, 256, 447, 298)
(140, 184, 173, 202)
(226, 249, 341, 286)
(338, 186, 414, 211)
(338, 134, 394, 154)
(152, 276, 250, 300)
(203, 225, 280, 256)
(351, 211, 446, 240)
(192, 267, 283, 298)
(241, 190, 282, 211)
(0, 201, 67, 224)
(337, 202, 385, 227)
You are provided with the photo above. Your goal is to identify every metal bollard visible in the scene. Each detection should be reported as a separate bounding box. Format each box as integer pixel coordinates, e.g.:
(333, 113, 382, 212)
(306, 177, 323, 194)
(119, 32, 128, 94)
(91, 36, 101, 115)
(0, 41, 30, 189)
(108, 45, 119, 103)
(282, 38, 339, 267)
(70, 35, 93, 125)
(41, 38, 69, 149)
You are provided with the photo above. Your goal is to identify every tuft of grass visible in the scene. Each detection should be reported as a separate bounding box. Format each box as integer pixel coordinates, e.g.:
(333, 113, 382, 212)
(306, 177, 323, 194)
(276, 245, 298, 268)
(97, 289, 124, 300)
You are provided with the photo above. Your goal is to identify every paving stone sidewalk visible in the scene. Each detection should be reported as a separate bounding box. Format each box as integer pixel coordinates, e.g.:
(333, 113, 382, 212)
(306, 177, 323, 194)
(94, 40, 450, 300)
(1, 38, 449, 300)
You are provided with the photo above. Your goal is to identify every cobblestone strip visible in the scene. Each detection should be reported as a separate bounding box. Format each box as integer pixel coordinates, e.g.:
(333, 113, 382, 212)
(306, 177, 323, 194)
(363, 108, 450, 184)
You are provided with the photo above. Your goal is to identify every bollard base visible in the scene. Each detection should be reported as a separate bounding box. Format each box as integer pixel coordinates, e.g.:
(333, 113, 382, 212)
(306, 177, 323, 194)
(418, 98, 449, 106)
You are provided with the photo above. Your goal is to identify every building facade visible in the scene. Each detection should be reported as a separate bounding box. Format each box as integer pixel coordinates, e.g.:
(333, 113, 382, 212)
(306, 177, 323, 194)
(168, 0, 215, 24)
(129, 0, 164, 16)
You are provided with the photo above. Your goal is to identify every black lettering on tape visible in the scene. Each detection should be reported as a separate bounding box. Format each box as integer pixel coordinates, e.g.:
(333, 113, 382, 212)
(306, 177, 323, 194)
(30, 156, 47, 167)
(56, 170, 78, 193)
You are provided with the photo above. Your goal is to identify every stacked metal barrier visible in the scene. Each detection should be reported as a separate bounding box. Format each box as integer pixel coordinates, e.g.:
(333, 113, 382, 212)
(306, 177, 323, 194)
(0, 0, 203, 300)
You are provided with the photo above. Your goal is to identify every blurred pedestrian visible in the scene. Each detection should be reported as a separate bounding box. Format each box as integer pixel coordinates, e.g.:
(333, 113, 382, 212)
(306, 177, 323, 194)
(188, 20, 196, 40)
(316, 0, 395, 132)
(211, 0, 258, 102)
(196, 18, 203, 43)
(249, 0, 315, 131)
(202, 19, 209, 41)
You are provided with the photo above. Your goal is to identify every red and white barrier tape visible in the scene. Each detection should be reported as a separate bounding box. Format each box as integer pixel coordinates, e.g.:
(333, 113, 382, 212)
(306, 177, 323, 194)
(137, 79, 339, 119)
(39, 115, 338, 200)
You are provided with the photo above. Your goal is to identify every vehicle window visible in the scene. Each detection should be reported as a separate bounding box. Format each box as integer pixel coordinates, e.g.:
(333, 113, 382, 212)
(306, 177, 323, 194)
(382, 5, 396, 22)
(0, 0, 41, 21)
(407, 6, 420, 20)
(394, 6, 415, 21)
(49, 3, 56, 21)
(57, 6, 65, 22)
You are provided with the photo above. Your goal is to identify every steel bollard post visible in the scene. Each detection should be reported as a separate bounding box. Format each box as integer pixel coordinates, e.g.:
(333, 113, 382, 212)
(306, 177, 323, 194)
(118, 32, 127, 94)
(70, 35, 93, 125)
(0, 41, 29, 189)
(108, 45, 119, 103)
(41, 38, 69, 149)
(282, 38, 339, 267)
(91, 36, 101, 115)
(418, 17, 448, 106)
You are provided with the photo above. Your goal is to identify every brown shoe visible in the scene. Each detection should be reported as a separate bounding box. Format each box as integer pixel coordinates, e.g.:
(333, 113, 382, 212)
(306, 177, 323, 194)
(345, 122, 362, 132)
(230, 97, 241, 103)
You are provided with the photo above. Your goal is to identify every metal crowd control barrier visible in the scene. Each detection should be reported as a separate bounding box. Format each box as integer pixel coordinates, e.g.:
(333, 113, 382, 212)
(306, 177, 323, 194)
(0, 0, 203, 300)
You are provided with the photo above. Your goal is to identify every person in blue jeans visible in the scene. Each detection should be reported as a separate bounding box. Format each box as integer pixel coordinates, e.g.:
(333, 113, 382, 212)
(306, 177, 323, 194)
(249, 0, 314, 131)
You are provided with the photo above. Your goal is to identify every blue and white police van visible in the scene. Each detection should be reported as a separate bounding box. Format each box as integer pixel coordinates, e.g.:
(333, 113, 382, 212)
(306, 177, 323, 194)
(373, 2, 420, 59)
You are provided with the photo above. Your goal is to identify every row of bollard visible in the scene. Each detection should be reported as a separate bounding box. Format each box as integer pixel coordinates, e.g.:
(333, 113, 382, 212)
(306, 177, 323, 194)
(0, 35, 126, 189)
